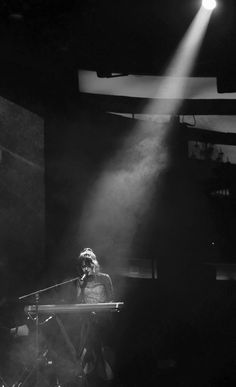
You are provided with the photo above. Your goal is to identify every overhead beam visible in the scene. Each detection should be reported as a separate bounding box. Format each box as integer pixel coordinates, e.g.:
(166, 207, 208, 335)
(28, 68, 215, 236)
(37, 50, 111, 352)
(79, 93, 236, 116)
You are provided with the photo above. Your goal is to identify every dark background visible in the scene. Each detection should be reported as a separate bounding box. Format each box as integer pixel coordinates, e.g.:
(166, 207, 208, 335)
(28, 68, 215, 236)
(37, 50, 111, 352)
(0, 0, 236, 385)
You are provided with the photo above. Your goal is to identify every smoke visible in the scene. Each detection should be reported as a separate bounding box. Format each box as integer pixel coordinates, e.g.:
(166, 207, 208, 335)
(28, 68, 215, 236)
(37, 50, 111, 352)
(78, 120, 169, 269)
(77, 6, 213, 272)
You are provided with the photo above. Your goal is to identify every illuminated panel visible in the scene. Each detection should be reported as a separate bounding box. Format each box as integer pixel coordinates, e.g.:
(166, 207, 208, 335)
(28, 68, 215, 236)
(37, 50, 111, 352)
(114, 259, 157, 279)
(216, 264, 236, 280)
(79, 71, 236, 100)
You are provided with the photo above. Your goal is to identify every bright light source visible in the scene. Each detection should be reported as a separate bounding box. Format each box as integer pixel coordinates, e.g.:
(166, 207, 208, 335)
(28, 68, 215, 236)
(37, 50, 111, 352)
(202, 0, 217, 10)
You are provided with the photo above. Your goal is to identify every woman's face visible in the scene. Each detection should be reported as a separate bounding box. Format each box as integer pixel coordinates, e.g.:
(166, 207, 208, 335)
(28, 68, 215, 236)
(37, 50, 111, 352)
(81, 257, 95, 276)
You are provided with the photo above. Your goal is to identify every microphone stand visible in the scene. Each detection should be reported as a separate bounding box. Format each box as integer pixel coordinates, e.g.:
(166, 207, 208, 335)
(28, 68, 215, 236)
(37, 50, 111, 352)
(18, 276, 80, 387)
(0, 374, 9, 387)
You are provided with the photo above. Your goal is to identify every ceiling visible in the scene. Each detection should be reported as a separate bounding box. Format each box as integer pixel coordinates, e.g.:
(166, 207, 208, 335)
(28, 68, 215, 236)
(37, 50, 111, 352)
(0, 0, 236, 100)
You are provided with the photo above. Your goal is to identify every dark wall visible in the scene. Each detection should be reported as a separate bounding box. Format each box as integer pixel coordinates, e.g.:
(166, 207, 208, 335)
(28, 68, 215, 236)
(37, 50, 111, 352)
(0, 98, 44, 298)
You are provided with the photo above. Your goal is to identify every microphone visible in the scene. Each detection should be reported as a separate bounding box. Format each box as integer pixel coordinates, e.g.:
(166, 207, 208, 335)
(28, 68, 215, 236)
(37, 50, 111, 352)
(80, 270, 88, 281)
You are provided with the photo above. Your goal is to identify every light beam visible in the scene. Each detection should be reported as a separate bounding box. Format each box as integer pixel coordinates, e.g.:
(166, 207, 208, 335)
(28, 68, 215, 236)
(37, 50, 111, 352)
(78, 5, 215, 272)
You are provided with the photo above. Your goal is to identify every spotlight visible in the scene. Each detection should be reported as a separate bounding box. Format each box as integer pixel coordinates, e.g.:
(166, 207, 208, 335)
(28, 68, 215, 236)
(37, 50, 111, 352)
(202, 0, 217, 10)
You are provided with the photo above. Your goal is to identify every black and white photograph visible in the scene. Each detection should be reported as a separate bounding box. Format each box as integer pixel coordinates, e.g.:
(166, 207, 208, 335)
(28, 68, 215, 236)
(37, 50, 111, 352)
(0, 0, 236, 386)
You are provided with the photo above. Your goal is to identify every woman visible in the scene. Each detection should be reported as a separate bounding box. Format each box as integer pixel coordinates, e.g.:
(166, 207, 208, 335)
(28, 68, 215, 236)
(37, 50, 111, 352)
(59, 248, 114, 386)
(75, 248, 113, 304)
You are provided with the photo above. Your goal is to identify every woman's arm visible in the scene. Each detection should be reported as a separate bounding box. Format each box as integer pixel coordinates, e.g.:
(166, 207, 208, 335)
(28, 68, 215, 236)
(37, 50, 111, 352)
(104, 274, 113, 302)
